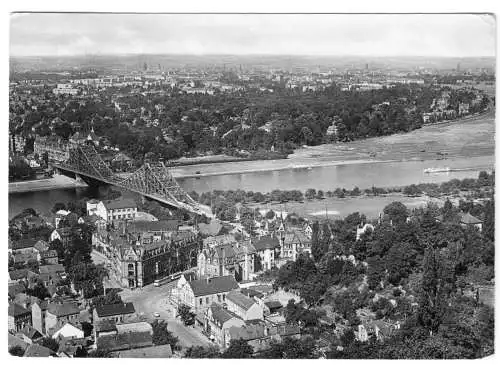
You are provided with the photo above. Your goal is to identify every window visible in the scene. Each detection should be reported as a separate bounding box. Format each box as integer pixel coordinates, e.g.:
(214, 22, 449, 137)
(199, 298, 203, 305)
(206, 297, 209, 304)
(217, 294, 221, 302)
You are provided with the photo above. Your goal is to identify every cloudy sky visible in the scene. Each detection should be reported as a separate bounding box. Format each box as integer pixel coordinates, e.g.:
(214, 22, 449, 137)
(10, 13, 496, 57)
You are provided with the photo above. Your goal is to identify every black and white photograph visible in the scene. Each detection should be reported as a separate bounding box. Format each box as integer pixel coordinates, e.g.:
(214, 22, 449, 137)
(6, 8, 496, 359)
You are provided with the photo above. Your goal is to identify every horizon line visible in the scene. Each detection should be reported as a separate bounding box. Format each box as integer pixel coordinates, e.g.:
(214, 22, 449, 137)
(9, 53, 496, 59)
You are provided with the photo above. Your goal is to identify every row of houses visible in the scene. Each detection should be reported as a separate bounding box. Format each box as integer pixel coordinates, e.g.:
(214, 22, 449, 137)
(170, 272, 300, 352)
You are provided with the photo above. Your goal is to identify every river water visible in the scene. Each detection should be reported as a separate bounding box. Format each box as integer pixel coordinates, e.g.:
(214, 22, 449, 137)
(8, 155, 493, 219)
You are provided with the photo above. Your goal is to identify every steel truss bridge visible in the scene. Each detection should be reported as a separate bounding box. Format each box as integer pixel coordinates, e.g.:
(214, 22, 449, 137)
(53, 143, 213, 218)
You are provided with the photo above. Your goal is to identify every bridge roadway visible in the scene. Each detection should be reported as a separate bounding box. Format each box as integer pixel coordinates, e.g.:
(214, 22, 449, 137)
(53, 163, 213, 218)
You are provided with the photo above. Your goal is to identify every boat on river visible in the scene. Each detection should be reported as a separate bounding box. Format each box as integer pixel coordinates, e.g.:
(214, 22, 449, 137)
(424, 167, 451, 174)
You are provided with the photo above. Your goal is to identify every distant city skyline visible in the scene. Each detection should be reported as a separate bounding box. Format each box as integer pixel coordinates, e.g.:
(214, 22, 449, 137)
(10, 13, 496, 58)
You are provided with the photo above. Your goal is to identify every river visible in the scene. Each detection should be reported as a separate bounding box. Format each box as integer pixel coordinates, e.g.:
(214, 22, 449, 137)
(8, 154, 493, 219)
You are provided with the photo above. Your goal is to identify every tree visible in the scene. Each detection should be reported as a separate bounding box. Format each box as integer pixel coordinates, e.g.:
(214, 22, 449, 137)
(305, 188, 316, 200)
(222, 339, 254, 358)
(442, 199, 456, 222)
(92, 290, 123, 307)
(185, 345, 220, 358)
(258, 336, 316, 359)
(383, 202, 408, 226)
(311, 221, 327, 262)
(483, 199, 494, 242)
(417, 249, 456, 336)
(367, 256, 385, 290)
(41, 338, 59, 352)
(300, 126, 314, 145)
(178, 304, 196, 326)
(27, 280, 50, 300)
(341, 328, 356, 347)
(9, 346, 25, 357)
(152, 320, 179, 348)
(265, 210, 275, 219)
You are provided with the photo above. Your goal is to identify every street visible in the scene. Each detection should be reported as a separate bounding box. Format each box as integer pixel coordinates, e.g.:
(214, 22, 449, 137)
(92, 250, 210, 348)
(117, 279, 211, 349)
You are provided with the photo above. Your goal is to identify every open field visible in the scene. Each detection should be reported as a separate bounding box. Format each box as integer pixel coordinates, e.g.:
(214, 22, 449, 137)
(247, 194, 442, 220)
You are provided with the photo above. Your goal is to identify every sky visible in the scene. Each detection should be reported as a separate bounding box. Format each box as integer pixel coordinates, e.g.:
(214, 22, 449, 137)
(9, 13, 497, 57)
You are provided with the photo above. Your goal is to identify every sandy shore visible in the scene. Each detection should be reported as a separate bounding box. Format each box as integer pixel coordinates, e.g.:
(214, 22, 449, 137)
(9, 175, 88, 194)
(171, 158, 398, 179)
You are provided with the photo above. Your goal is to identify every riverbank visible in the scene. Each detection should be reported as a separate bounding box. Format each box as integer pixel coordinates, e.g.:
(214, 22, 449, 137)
(246, 193, 443, 220)
(8, 174, 88, 194)
(171, 109, 495, 179)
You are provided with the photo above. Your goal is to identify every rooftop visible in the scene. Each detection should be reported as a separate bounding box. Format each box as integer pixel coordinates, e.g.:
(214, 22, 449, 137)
(47, 302, 80, 317)
(39, 264, 65, 275)
(95, 302, 136, 317)
(116, 321, 153, 334)
(23, 344, 55, 357)
(8, 302, 31, 317)
(95, 320, 118, 333)
(127, 220, 179, 233)
(209, 302, 240, 324)
(116, 344, 172, 358)
(251, 236, 280, 251)
(226, 290, 258, 311)
(188, 275, 239, 297)
(103, 198, 137, 210)
(460, 212, 483, 224)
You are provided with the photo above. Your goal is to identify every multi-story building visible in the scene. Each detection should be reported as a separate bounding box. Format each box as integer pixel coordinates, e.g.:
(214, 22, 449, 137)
(98, 228, 200, 288)
(278, 228, 312, 262)
(33, 136, 71, 163)
(95, 199, 138, 222)
(203, 302, 245, 347)
(174, 275, 240, 314)
(53, 84, 79, 95)
(45, 302, 81, 334)
(251, 236, 281, 271)
(197, 238, 255, 282)
(31, 300, 48, 335)
(8, 302, 32, 332)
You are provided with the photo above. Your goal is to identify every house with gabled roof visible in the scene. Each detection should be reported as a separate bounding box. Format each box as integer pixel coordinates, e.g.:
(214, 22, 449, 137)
(459, 212, 483, 231)
(226, 290, 263, 321)
(45, 301, 81, 334)
(203, 302, 245, 347)
(51, 322, 84, 341)
(175, 275, 239, 314)
(17, 324, 44, 344)
(225, 321, 278, 352)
